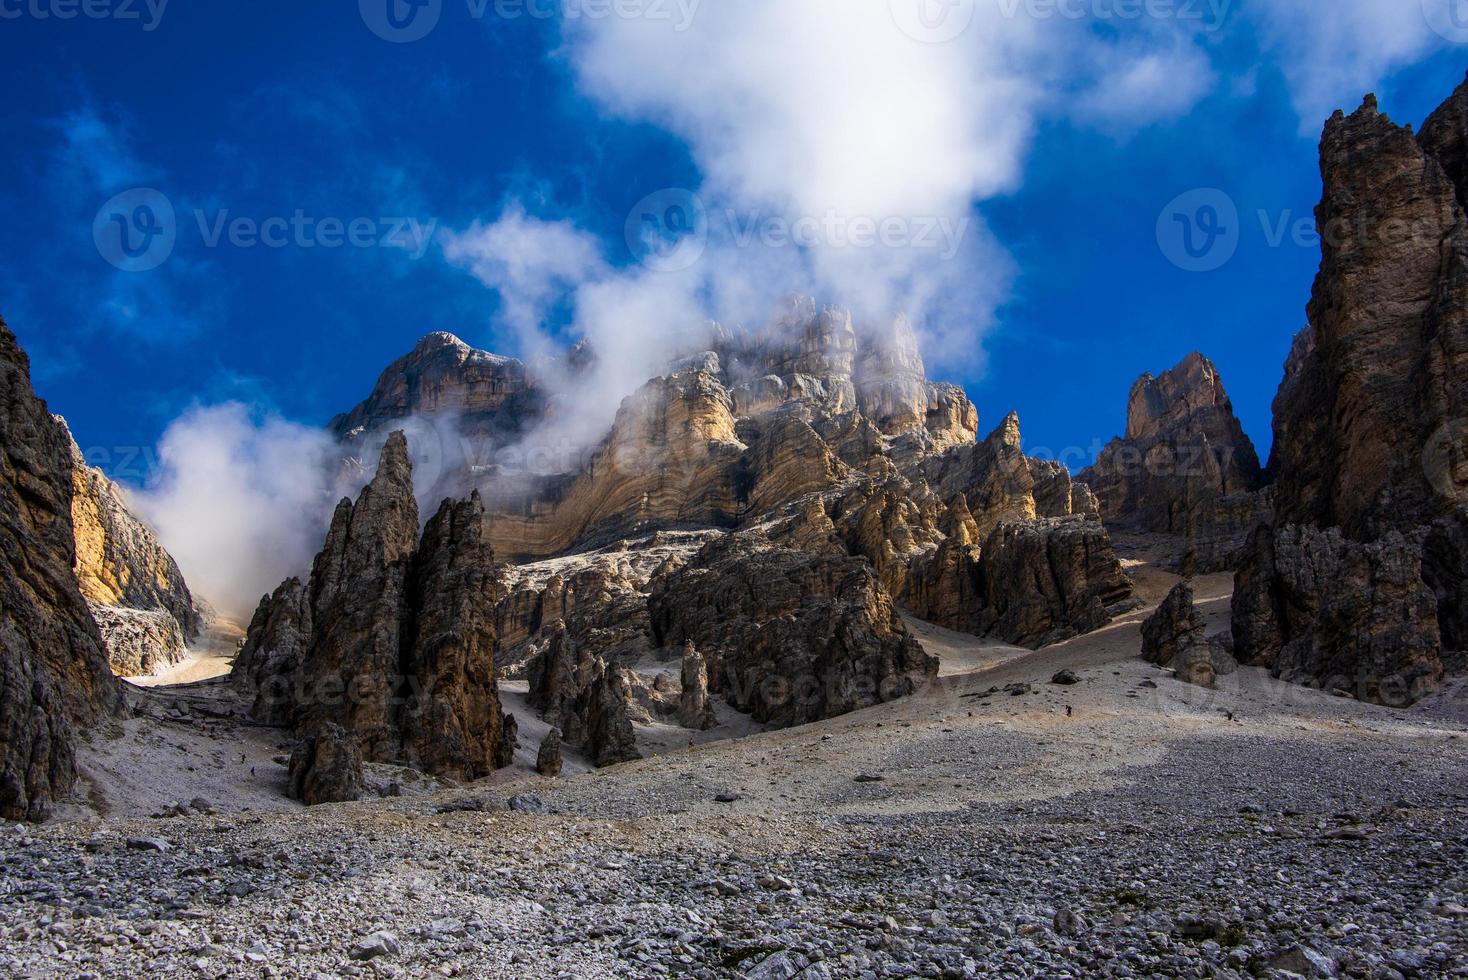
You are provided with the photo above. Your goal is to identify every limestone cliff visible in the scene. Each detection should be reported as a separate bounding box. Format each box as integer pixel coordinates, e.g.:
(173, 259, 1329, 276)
(62, 422, 203, 675)
(1232, 80, 1468, 704)
(0, 319, 123, 821)
(311, 299, 1136, 762)
(1078, 353, 1266, 571)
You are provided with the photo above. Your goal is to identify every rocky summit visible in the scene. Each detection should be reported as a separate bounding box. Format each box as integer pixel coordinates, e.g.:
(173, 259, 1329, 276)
(1079, 352, 1269, 573)
(1229, 80, 1468, 706)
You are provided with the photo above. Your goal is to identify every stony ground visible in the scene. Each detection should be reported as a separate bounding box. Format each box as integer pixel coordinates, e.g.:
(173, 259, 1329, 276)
(3, 556, 1466, 979)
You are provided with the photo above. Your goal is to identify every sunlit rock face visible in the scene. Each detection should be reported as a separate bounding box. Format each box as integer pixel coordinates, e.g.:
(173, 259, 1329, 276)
(62, 420, 204, 676)
(1078, 352, 1267, 573)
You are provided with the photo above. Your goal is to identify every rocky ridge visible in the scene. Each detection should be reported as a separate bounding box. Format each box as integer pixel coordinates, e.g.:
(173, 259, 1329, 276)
(315, 300, 1135, 767)
(1229, 81, 1468, 704)
(1079, 352, 1267, 573)
(233, 434, 514, 782)
(0, 318, 124, 821)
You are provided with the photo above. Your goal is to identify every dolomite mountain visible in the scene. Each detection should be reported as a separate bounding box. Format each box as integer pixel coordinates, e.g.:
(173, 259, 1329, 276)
(232, 433, 515, 792)
(238, 299, 1135, 769)
(1228, 82, 1468, 706)
(1079, 352, 1269, 573)
(0, 318, 123, 821)
(61, 422, 205, 676)
(1082, 81, 1468, 706)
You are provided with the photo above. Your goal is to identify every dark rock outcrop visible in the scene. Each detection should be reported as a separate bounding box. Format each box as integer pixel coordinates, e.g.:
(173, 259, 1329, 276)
(536, 727, 563, 777)
(1141, 582, 1207, 668)
(969, 519, 1138, 648)
(233, 578, 311, 727)
(678, 643, 717, 731)
(1141, 582, 1234, 689)
(1079, 353, 1266, 571)
(525, 620, 641, 768)
(905, 518, 1135, 649)
(1231, 80, 1468, 704)
(649, 534, 937, 727)
(287, 723, 364, 806)
(403, 495, 513, 779)
(294, 434, 420, 757)
(0, 319, 123, 821)
(1232, 524, 1442, 705)
(233, 434, 513, 782)
(1269, 91, 1468, 538)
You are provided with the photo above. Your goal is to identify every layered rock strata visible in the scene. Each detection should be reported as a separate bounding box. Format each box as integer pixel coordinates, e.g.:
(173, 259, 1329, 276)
(1231, 81, 1468, 704)
(1079, 353, 1267, 572)
(0, 319, 123, 821)
(63, 421, 203, 675)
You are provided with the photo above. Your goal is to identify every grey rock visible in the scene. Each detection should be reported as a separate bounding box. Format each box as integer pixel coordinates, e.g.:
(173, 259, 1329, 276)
(287, 723, 363, 806)
(536, 728, 563, 778)
(349, 931, 401, 961)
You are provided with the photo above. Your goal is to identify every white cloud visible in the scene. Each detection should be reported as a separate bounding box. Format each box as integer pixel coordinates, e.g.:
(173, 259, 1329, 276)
(441, 204, 608, 359)
(441, 0, 1452, 471)
(432, 3, 1235, 460)
(563, 2, 1045, 221)
(128, 403, 341, 621)
(1072, 38, 1218, 133)
(1249, 0, 1446, 131)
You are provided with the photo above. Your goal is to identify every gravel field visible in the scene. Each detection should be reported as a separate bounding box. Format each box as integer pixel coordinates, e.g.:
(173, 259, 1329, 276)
(3, 559, 1466, 979)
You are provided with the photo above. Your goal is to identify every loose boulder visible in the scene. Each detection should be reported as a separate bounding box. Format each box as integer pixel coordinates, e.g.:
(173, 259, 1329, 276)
(287, 723, 364, 806)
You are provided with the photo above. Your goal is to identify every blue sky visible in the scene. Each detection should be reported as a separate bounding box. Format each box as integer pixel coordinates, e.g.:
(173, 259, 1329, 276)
(4, 1, 1468, 487)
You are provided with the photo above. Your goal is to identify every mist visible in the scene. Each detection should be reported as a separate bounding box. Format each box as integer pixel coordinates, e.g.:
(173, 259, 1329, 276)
(128, 403, 343, 622)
